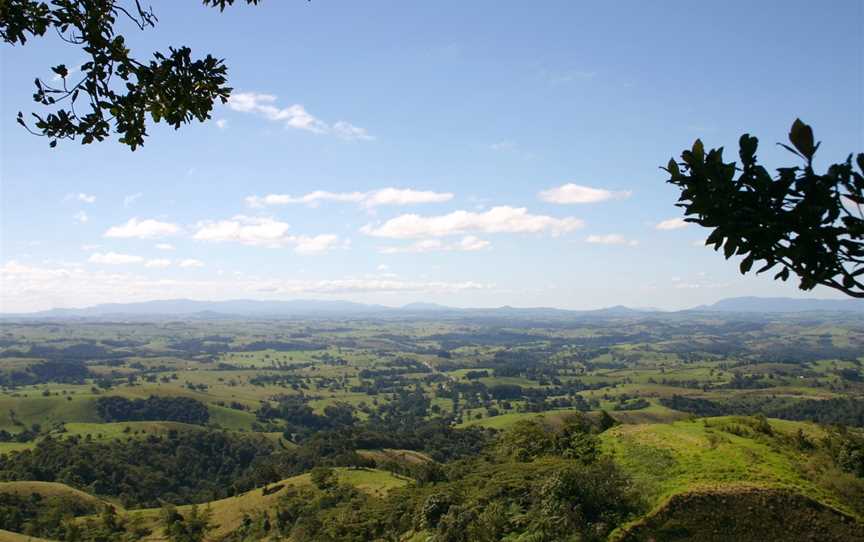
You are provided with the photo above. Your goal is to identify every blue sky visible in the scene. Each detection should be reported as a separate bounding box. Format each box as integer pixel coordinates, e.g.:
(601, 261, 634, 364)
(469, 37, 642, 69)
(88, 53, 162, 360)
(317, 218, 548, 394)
(1, 0, 861, 312)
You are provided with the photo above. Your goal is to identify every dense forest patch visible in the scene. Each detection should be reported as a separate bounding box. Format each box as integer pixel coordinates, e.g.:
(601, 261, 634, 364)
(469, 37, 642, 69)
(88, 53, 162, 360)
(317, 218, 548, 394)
(96, 396, 210, 425)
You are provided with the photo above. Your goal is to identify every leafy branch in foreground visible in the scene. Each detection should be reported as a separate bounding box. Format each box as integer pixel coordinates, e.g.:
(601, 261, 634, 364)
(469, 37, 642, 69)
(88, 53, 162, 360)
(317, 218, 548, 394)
(0, 1, 265, 150)
(665, 119, 864, 298)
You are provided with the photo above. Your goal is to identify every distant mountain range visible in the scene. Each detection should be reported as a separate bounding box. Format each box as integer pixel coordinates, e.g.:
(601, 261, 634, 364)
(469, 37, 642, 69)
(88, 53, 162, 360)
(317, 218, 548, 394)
(2, 296, 863, 319)
(693, 296, 864, 313)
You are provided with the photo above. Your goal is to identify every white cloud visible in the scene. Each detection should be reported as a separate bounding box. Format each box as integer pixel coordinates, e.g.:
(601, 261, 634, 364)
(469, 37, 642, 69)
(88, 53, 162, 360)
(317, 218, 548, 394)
(81, 244, 100, 252)
(246, 188, 453, 209)
(377, 264, 390, 271)
(458, 235, 490, 251)
(104, 218, 180, 239)
(655, 217, 689, 230)
(538, 183, 631, 204)
(123, 192, 143, 207)
(0, 261, 490, 313)
(585, 234, 639, 246)
(246, 191, 364, 208)
(155, 243, 175, 251)
(215, 119, 228, 130)
(193, 216, 341, 254)
(145, 258, 172, 268)
(362, 206, 583, 239)
(364, 188, 453, 207)
(379, 235, 491, 254)
(88, 252, 144, 265)
(178, 259, 205, 268)
(227, 92, 373, 140)
(292, 235, 341, 255)
(332, 121, 374, 141)
(193, 216, 291, 247)
(73, 211, 89, 224)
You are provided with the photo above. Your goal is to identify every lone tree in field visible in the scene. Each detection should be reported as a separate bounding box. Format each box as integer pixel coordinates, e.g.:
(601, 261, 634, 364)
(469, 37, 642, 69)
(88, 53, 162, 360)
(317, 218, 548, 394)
(0, 0, 271, 150)
(665, 119, 864, 298)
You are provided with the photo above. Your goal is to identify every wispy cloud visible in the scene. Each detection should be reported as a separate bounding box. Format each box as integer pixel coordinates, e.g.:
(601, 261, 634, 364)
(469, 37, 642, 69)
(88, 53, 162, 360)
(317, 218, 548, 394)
(489, 141, 518, 152)
(379, 236, 490, 254)
(362, 206, 583, 239)
(332, 121, 373, 141)
(246, 188, 453, 209)
(178, 259, 205, 268)
(73, 211, 89, 224)
(88, 252, 144, 265)
(585, 234, 638, 246)
(227, 92, 374, 141)
(66, 193, 96, 204)
(655, 217, 689, 230)
(155, 243, 175, 251)
(145, 258, 172, 268)
(123, 193, 143, 207)
(539, 183, 631, 204)
(104, 218, 180, 239)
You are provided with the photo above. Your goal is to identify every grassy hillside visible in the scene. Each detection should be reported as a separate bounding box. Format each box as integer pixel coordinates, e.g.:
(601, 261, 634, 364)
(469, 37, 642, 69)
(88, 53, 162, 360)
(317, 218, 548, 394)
(0, 481, 112, 509)
(0, 394, 101, 432)
(0, 529, 55, 542)
(601, 415, 864, 540)
(123, 467, 410, 540)
(357, 448, 434, 466)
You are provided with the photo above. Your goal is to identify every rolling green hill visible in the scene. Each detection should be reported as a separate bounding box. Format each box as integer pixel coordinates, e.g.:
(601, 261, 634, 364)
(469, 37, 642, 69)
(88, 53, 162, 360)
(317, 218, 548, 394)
(122, 467, 411, 540)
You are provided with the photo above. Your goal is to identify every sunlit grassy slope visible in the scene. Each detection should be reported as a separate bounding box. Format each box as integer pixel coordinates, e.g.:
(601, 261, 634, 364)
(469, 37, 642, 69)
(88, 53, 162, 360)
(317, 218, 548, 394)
(124, 467, 411, 540)
(600, 417, 860, 517)
(0, 529, 55, 542)
(0, 481, 109, 506)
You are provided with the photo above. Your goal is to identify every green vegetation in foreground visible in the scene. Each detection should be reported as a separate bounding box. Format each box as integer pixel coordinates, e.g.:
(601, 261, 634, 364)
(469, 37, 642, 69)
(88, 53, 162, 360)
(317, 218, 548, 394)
(1, 414, 861, 541)
(601, 417, 864, 520)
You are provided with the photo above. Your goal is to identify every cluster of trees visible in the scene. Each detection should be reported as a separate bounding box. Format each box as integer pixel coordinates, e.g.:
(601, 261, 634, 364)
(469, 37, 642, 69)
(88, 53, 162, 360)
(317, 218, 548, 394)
(0, 359, 91, 386)
(222, 414, 637, 542)
(256, 396, 356, 438)
(0, 492, 98, 539)
(0, 431, 275, 507)
(96, 396, 211, 425)
(662, 395, 864, 427)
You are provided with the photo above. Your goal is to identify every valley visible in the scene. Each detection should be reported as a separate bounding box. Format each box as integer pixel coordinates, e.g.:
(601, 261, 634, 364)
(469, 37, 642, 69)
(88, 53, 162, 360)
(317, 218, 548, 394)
(0, 307, 861, 540)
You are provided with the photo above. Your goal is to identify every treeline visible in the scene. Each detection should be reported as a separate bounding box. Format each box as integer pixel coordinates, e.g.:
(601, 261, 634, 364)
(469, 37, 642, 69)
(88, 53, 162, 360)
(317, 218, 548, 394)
(661, 395, 864, 427)
(0, 431, 273, 507)
(96, 396, 210, 425)
(3, 343, 118, 361)
(0, 360, 91, 386)
(0, 420, 493, 508)
(0, 493, 99, 540)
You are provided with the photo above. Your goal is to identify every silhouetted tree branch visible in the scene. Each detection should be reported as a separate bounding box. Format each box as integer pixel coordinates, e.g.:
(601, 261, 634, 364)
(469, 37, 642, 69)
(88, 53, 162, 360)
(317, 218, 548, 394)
(0, 0, 267, 150)
(665, 119, 864, 298)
